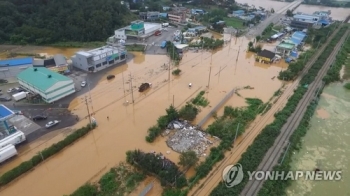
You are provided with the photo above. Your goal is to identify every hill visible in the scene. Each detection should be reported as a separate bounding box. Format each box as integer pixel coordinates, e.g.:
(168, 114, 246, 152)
(0, 0, 136, 44)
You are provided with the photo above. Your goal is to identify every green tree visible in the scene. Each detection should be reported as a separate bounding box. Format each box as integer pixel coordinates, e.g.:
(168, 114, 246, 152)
(178, 151, 199, 169)
(286, 9, 294, 17)
(179, 103, 199, 121)
(166, 105, 179, 121)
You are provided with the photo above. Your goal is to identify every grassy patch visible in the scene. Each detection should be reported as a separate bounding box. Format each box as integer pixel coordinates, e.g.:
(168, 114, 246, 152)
(344, 82, 350, 89)
(49, 41, 105, 48)
(223, 17, 244, 29)
(125, 44, 145, 52)
(70, 163, 145, 196)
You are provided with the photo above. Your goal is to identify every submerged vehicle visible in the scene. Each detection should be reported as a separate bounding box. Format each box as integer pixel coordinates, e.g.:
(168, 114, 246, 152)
(138, 83, 152, 92)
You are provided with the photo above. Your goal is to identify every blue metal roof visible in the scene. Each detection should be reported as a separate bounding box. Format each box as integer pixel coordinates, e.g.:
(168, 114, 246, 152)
(290, 37, 302, 45)
(318, 19, 329, 24)
(292, 31, 306, 40)
(233, 10, 245, 14)
(0, 57, 33, 67)
(0, 105, 14, 121)
(159, 13, 168, 17)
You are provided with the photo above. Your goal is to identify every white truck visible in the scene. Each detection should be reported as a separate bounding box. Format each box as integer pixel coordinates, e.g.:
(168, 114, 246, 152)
(0, 131, 26, 149)
(12, 92, 28, 101)
(162, 23, 169, 27)
(0, 144, 18, 163)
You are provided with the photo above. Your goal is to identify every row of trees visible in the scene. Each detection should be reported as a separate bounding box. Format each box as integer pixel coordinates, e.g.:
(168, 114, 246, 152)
(278, 23, 338, 81)
(209, 25, 348, 196)
(324, 34, 350, 84)
(258, 25, 349, 196)
(0, 0, 135, 44)
(126, 150, 187, 188)
(189, 37, 224, 50)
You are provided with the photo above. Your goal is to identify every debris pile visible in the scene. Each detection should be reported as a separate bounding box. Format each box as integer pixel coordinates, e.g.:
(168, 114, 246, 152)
(165, 120, 214, 156)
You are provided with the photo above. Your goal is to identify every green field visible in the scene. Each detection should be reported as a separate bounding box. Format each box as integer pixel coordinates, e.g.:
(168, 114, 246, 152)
(223, 17, 245, 29)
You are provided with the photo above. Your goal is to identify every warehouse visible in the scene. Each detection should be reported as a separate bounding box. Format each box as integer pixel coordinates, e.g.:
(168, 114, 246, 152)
(71, 45, 127, 72)
(17, 67, 75, 103)
(0, 57, 33, 81)
(114, 20, 161, 40)
(33, 54, 69, 73)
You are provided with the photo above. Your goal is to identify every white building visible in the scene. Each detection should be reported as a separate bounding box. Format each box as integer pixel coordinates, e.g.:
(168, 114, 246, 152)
(17, 67, 75, 103)
(114, 20, 161, 40)
(71, 45, 127, 72)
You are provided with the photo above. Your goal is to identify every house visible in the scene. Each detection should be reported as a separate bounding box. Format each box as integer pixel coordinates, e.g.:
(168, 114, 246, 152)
(275, 42, 297, 57)
(270, 33, 284, 41)
(139, 11, 160, 20)
(290, 13, 320, 29)
(232, 10, 245, 17)
(256, 50, 276, 64)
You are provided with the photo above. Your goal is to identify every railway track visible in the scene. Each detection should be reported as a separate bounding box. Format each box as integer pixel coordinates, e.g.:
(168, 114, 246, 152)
(241, 27, 350, 196)
(189, 22, 343, 196)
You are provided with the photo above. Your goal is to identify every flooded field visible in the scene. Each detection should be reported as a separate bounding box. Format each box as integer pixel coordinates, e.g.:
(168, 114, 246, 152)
(236, 0, 350, 20)
(0, 35, 286, 196)
(287, 82, 350, 196)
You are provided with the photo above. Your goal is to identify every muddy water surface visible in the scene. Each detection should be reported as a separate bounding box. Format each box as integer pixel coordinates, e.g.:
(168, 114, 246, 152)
(236, 0, 350, 20)
(0, 36, 284, 196)
(287, 83, 350, 196)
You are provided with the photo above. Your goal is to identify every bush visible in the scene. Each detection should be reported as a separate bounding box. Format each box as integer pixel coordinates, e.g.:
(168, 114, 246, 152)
(145, 105, 179, 143)
(126, 150, 187, 188)
(172, 69, 182, 75)
(70, 184, 98, 196)
(179, 103, 199, 121)
(0, 124, 96, 187)
(344, 83, 350, 89)
(191, 91, 209, 107)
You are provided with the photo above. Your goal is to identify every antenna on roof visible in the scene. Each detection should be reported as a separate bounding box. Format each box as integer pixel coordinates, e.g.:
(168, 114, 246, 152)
(48, 75, 52, 78)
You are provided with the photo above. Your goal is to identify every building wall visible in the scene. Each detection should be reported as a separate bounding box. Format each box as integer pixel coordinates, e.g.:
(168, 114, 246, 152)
(0, 64, 32, 81)
(168, 13, 186, 23)
(115, 29, 127, 40)
(290, 20, 313, 30)
(18, 80, 46, 98)
(72, 51, 127, 73)
(256, 56, 271, 62)
(144, 24, 162, 35)
(72, 54, 90, 72)
(44, 81, 75, 103)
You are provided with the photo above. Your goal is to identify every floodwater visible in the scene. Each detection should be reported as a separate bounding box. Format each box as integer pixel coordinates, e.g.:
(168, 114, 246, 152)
(236, 0, 350, 20)
(287, 82, 350, 196)
(0, 36, 285, 196)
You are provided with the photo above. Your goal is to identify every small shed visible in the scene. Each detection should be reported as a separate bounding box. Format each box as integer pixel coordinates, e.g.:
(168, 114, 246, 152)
(256, 50, 276, 64)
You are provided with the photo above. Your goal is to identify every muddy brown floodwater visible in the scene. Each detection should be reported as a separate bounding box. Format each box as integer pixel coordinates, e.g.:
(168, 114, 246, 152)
(0, 35, 286, 196)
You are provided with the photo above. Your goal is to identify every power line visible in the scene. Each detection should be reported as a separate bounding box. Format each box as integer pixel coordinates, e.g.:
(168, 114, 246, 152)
(129, 73, 135, 104)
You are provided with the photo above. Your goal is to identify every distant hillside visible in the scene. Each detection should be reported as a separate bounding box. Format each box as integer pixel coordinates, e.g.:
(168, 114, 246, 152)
(0, 0, 137, 44)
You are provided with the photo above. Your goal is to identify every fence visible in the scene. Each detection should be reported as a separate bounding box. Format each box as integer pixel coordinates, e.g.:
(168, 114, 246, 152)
(197, 88, 235, 127)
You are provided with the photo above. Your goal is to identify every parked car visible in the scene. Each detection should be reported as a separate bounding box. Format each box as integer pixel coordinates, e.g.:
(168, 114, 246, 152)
(81, 81, 87, 87)
(45, 120, 60, 128)
(7, 88, 15, 93)
(32, 115, 48, 121)
(107, 75, 115, 80)
(0, 79, 8, 83)
(0, 97, 11, 101)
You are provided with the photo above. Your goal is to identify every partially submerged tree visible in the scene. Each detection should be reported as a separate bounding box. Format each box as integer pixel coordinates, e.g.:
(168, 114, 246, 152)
(178, 151, 199, 169)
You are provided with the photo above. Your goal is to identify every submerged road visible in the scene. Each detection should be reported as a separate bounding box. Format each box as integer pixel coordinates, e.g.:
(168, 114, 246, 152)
(241, 26, 350, 196)
(246, 0, 302, 38)
(189, 17, 342, 196)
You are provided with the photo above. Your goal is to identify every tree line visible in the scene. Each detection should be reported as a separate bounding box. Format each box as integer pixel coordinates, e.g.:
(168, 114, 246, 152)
(0, 0, 136, 44)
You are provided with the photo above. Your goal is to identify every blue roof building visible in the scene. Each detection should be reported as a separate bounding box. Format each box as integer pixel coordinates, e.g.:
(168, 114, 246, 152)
(232, 10, 245, 16)
(159, 13, 168, 18)
(0, 57, 33, 67)
(318, 19, 330, 26)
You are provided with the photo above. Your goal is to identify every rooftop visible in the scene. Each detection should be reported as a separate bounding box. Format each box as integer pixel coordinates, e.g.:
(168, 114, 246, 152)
(294, 14, 319, 20)
(292, 31, 306, 40)
(0, 57, 33, 67)
(17, 67, 72, 92)
(0, 105, 14, 121)
(257, 49, 275, 59)
(277, 43, 296, 50)
(76, 45, 123, 58)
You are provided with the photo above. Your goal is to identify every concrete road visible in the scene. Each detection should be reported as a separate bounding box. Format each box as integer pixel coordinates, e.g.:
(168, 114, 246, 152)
(246, 0, 302, 38)
(145, 26, 181, 55)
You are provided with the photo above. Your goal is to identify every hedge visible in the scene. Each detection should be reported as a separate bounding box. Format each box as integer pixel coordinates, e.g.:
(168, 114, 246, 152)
(0, 123, 96, 187)
(209, 25, 348, 195)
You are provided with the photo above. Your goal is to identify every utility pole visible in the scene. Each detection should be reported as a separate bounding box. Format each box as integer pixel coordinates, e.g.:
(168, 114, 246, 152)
(168, 63, 171, 82)
(122, 72, 126, 101)
(86, 77, 95, 115)
(236, 45, 241, 62)
(84, 96, 92, 127)
(129, 73, 134, 103)
(207, 67, 212, 88)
